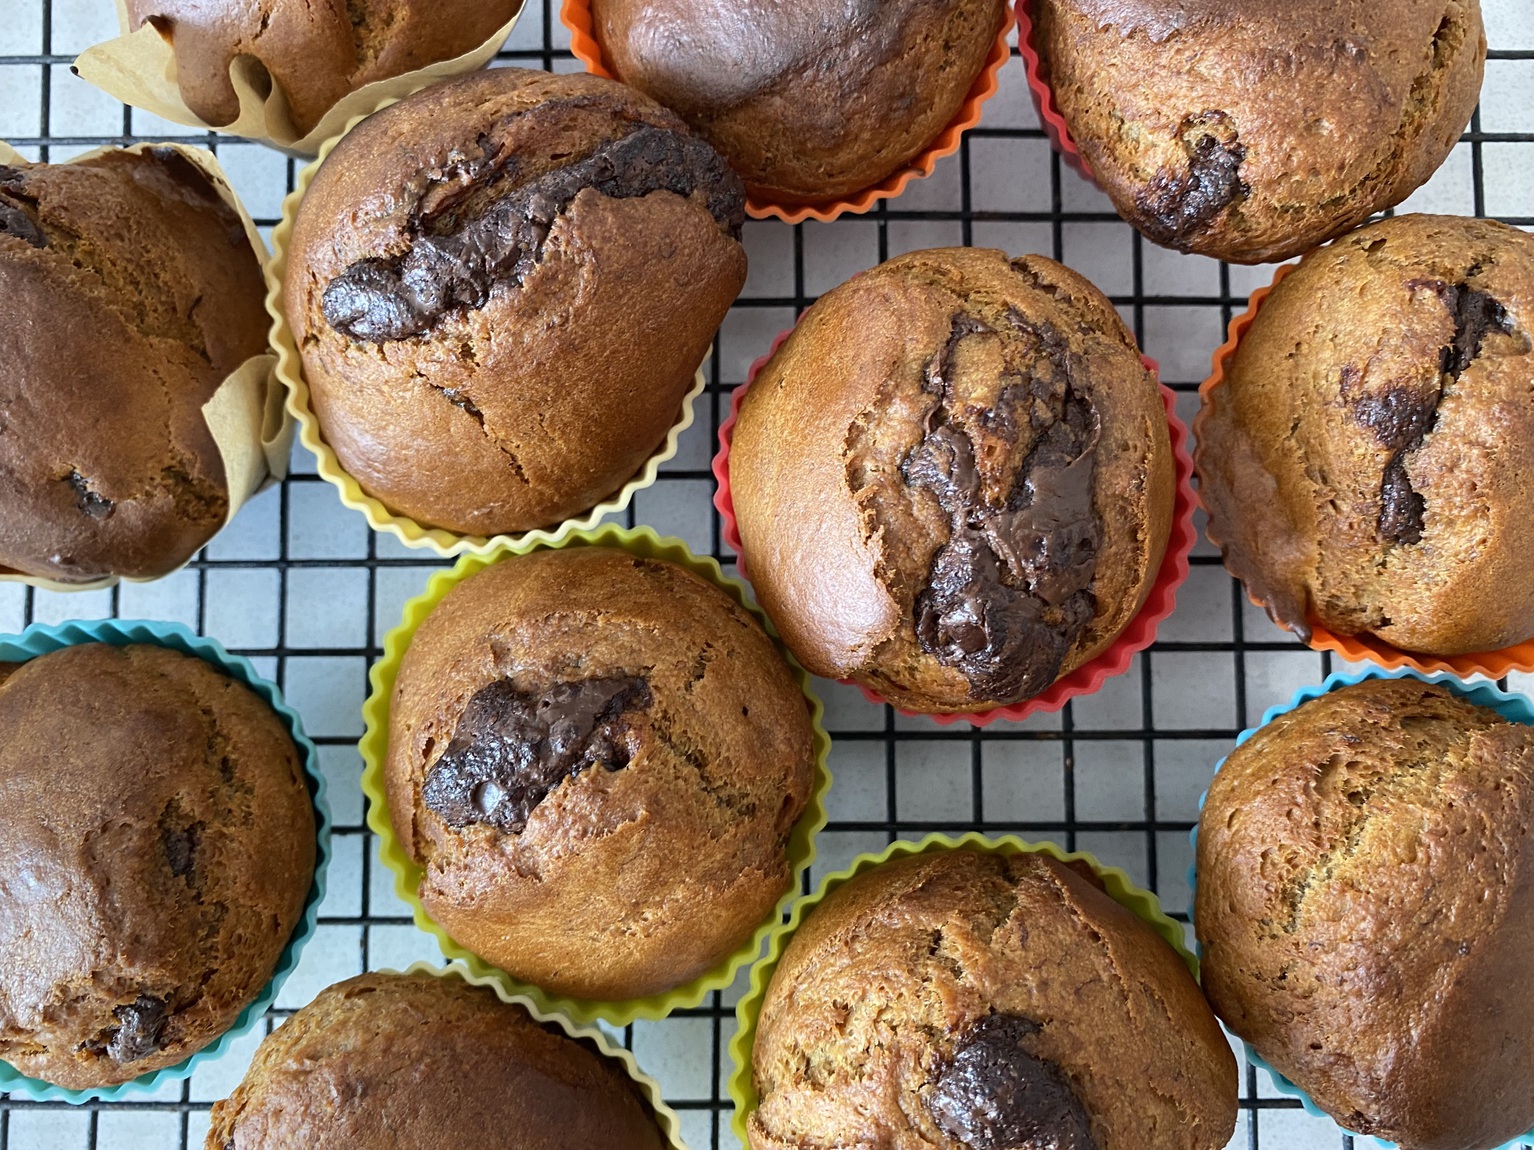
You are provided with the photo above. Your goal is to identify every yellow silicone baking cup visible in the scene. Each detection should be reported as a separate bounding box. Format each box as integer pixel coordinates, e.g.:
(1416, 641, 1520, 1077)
(265, 98, 706, 559)
(386, 960, 687, 1149)
(725, 833, 1198, 1147)
(360, 524, 832, 1027)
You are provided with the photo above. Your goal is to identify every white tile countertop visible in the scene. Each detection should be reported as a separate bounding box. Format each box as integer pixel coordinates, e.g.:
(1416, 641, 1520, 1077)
(2, 2, 1532, 1148)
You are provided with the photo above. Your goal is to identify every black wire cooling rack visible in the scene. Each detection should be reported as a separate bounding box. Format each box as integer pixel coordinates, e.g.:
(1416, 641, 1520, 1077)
(2, 1, 1532, 1148)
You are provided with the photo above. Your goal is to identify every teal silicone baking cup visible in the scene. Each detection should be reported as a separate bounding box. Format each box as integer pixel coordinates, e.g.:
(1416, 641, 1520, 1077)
(1190, 666, 1534, 1150)
(0, 619, 332, 1104)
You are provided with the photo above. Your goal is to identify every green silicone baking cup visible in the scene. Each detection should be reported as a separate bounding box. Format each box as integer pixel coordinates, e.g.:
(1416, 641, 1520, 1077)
(360, 523, 831, 1027)
(726, 832, 1197, 1147)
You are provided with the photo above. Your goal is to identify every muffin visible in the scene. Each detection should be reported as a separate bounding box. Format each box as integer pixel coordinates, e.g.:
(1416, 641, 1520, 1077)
(1031, 0, 1485, 263)
(729, 247, 1174, 713)
(0, 148, 268, 584)
(284, 69, 747, 536)
(126, 0, 523, 137)
(749, 849, 1238, 1150)
(207, 971, 668, 1149)
(0, 643, 316, 1090)
(384, 546, 816, 1001)
(590, 0, 1007, 204)
(1196, 214, 1534, 656)
(1196, 677, 1534, 1150)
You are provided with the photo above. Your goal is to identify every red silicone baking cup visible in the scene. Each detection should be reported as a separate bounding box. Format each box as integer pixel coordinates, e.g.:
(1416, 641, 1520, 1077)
(713, 326, 1197, 727)
(1015, 0, 1094, 183)
(560, 0, 1016, 224)
(1194, 263, 1534, 679)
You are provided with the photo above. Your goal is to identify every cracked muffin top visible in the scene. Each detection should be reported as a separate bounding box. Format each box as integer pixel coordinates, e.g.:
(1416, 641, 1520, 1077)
(0, 643, 316, 1090)
(206, 971, 668, 1149)
(1196, 214, 1534, 656)
(0, 148, 268, 583)
(749, 849, 1238, 1150)
(729, 247, 1173, 713)
(285, 68, 747, 538)
(384, 546, 816, 1002)
(126, 0, 523, 137)
(1032, 0, 1485, 263)
(1195, 678, 1534, 1150)
(590, 0, 1007, 204)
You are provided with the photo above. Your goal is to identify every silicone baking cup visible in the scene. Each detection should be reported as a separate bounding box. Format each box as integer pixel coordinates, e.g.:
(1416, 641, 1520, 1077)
(359, 524, 831, 1027)
(1188, 667, 1534, 1150)
(727, 832, 1197, 1147)
(1015, 0, 1095, 181)
(0, 619, 331, 1104)
(265, 100, 705, 560)
(713, 326, 1197, 727)
(558, 0, 1015, 223)
(1194, 263, 1534, 678)
(359, 961, 688, 1149)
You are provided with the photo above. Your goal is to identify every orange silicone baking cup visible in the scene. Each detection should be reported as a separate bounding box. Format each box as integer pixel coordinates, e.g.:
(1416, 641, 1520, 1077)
(1015, 0, 1094, 182)
(713, 326, 1198, 727)
(559, 0, 1016, 223)
(1194, 263, 1534, 678)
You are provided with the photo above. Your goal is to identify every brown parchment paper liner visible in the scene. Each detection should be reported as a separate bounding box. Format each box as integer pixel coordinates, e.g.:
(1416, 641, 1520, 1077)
(73, 0, 523, 156)
(0, 140, 290, 593)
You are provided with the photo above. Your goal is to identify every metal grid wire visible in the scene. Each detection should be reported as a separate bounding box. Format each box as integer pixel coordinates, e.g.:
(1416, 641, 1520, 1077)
(1, 1, 1532, 1147)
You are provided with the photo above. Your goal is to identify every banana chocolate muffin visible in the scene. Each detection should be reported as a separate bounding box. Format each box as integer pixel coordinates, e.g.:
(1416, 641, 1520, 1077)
(0, 643, 316, 1090)
(1196, 677, 1534, 1150)
(750, 849, 1238, 1150)
(1031, 0, 1485, 263)
(1197, 214, 1534, 655)
(126, 0, 522, 137)
(207, 971, 668, 1149)
(0, 147, 268, 584)
(729, 248, 1173, 713)
(384, 546, 816, 1001)
(285, 68, 747, 536)
(590, 0, 1007, 204)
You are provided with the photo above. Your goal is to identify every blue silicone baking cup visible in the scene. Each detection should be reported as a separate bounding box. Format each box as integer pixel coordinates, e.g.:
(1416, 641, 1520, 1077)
(1189, 666, 1534, 1150)
(0, 619, 332, 1104)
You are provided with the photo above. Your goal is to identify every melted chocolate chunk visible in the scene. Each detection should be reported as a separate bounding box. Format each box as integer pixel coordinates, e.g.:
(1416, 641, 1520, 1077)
(0, 168, 45, 249)
(422, 676, 651, 833)
(160, 818, 202, 880)
(65, 471, 114, 520)
(95, 995, 170, 1063)
(1355, 281, 1512, 545)
(322, 123, 745, 343)
(1135, 112, 1247, 248)
(904, 314, 1101, 703)
(925, 1015, 1099, 1150)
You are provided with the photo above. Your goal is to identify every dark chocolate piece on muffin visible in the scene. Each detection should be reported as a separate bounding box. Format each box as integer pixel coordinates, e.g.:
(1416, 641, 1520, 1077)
(206, 971, 667, 1149)
(1196, 214, 1534, 655)
(0, 148, 268, 583)
(1032, 0, 1486, 263)
(384, 546, 815, 1001)
(591, 0, 1007, 204)
(1196, 678, 1534, 1150)
(126, 0, 523, 136)
(0, 644, 316, 1090)
(749, 850, 1237, 1150)
(729, 247, 1173, 713)
(285, 69, 747, 537)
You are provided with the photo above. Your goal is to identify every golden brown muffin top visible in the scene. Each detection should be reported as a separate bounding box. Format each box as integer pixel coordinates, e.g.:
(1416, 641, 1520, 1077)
(1196, 678, 1534, 1150)
(1034, 0, 1485, 262)
(730, 247, 1173, 712)
(1197, 214, 1534, 655)
(593, 0, 1007, 202)
(385, 547, 816, 1001)
(750, 849, 1237, 1150)
(285, 68, 747, 536)
(128, 0, 522, 136)
(0, 148, 268, 583)
(0, 644, 316, 1090)
(207, 971, 667, 1149)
